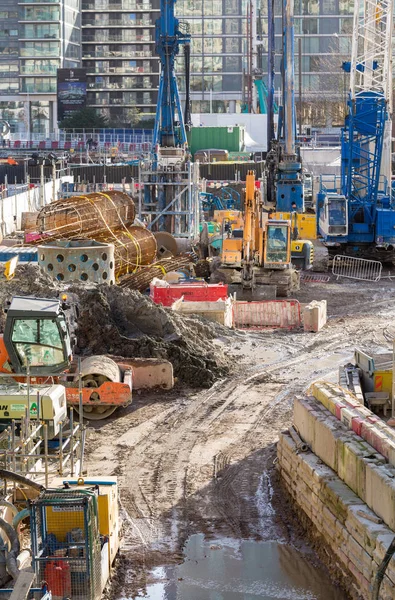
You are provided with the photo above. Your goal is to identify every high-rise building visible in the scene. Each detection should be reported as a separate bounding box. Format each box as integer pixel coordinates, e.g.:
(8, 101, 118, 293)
(176, 0, 247, 114)
(0, 0, 81, 136)
(81, 0, 160, 126)
(176, 0, 354, 128)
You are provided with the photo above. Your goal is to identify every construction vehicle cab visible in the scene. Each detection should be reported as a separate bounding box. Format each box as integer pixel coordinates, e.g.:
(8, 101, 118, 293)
(0, 296, 132, 420)
(318, 193, 348, 238)
(3, 297, 73, 376)
(264, 220, 291, 267)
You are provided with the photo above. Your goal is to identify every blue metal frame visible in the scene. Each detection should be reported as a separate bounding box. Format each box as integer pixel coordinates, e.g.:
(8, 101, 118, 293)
(318, 89, 395, 248)
(152, 0, 190, 150)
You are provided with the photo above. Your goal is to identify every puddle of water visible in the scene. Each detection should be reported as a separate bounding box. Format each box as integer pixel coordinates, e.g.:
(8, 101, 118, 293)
(128, 534, 346, 600)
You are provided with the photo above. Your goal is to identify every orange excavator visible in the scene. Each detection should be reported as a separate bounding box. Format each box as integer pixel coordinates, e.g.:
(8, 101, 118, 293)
(0, 295, 132, 419)
(219, 170, 300, 297)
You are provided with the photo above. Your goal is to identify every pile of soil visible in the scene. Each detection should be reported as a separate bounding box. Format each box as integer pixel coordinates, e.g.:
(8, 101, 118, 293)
(0, 265, 230, 387)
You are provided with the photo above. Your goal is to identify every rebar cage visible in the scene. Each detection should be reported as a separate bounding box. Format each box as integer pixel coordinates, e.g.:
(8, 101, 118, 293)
(29, 488, 102, 600)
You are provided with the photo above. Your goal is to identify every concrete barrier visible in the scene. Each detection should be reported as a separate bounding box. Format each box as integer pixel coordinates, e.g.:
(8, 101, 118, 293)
(233, 299, 301, 329)
(303, 299, 327, 332)
(116, 357, 174, 390)
(278, 431, 395, 600)
(171, 297, 234, 327)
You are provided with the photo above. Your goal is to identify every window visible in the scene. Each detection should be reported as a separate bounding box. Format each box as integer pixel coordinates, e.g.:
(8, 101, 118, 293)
(224, 0, 240, 14)
(11, 318, 65, 368)
(301, 18, 317, 34)
(224, 37, 240, 53)
(266, 225, 288, 263)
(224, 19, 240, 34)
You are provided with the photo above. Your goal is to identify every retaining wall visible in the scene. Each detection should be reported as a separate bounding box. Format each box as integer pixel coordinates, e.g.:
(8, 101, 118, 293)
(278, 431, 395, 599)
(278, 388, 395, 599)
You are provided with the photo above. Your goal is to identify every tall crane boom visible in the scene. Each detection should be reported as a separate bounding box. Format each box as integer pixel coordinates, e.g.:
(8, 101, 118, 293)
(350, 0, 393, 106)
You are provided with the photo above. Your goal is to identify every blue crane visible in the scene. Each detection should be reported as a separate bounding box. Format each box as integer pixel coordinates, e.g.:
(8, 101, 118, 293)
(152, 0, 191, 151)
(317, 0, 395, 261)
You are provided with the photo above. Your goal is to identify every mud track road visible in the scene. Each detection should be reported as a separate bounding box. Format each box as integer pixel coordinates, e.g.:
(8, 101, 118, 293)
(84, 278, 395, 598)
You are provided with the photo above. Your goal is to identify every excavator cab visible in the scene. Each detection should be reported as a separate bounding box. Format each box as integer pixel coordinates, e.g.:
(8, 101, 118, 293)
(3, 297, 73, 376)
(264, 220, 292, 269)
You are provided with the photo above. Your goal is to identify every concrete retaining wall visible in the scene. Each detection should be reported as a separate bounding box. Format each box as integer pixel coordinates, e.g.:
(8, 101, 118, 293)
(278, 431, 395, 599)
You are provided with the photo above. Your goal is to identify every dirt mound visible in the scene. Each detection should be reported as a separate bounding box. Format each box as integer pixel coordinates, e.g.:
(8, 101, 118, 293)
(73, 285, 230, 386)
(0, 264, 230, 387)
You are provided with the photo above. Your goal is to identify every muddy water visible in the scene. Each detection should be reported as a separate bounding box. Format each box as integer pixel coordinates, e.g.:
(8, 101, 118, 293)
(130, 534, 347, 599)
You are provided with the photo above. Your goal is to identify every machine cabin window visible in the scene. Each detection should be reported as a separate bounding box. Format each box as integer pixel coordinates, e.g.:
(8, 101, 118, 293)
(266, 225, 288, 263)
(11, 317, 66, 368)
(328, 198, 346, 226)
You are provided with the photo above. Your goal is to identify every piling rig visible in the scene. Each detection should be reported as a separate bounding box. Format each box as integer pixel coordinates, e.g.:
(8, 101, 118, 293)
(138, 0, 200, 243)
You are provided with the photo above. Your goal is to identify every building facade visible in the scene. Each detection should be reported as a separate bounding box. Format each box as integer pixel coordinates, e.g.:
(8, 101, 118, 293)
(176, 0, 354, 128)
(81, 0, 160, 126)
(0, 0, 81, 136)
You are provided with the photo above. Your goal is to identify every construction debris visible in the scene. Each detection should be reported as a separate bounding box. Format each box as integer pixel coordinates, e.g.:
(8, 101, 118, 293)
(119, 255, 194, 291)
(0, 265, 230, 387)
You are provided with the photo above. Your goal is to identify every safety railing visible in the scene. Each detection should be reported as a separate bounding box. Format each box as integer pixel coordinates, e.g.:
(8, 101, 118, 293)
(1, 409, 84, 489)
(332, 254, 382, 282)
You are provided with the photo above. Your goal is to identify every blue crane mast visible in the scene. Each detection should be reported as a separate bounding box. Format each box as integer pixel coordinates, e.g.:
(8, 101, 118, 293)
(264, 0, 304, 212)
(152, 0, 191, 152)
(139, 0, 200, 239)
(317, 0, 395, 261)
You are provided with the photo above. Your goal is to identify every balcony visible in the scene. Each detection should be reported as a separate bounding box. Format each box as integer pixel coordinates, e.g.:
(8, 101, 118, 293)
(83, 50, 152, 58)
(20, 65, 58, 75)
(82, 19, 153, 27)
(82, 34, 152, 42)
(21, 83, 56, 93)
(82, 2, 154, 10)
(19, 10, 61, 22)
(20, 48, 59, 57)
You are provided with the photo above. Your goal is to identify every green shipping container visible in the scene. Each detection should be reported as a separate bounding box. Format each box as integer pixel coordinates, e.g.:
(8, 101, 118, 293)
(188, 126, 245, 156)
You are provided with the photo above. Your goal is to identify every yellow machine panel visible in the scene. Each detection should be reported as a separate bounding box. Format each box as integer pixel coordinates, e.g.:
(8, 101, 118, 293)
(222, 238, 242, 265)
(271, 212, 317, 240)
(213, 210, 243, 228)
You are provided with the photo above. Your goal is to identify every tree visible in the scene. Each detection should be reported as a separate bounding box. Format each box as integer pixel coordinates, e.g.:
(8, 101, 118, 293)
(60, 107, 109, 129)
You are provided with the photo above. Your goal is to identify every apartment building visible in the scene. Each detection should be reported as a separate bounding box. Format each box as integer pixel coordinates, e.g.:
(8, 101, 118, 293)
(0, 0, 81, 136)
(81, 0, 160, 125)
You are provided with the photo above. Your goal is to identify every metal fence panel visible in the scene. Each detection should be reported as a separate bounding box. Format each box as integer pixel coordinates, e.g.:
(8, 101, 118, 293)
(233, 300, 301, 329)
(332, 255, 382, 282)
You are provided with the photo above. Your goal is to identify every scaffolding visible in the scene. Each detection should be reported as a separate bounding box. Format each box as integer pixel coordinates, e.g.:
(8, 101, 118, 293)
(138, 160, 200, 240)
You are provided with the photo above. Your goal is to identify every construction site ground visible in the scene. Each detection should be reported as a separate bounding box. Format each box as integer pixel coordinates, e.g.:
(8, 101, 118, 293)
(82, 272, 395, 599)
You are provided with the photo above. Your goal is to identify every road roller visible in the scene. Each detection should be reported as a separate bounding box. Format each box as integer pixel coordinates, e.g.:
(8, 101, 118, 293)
(0, 295, 132, 420)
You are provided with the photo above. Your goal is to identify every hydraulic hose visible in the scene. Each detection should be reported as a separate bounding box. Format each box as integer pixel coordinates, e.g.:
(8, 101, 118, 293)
(0, 501, 18, 519)
(12, 509, 30, 531)
(0, 470, 45, 492)
(0, 517, 20, 580)
(372, 536, 395, 599)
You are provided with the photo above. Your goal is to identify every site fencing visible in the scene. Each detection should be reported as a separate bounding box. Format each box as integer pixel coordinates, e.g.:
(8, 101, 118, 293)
(332, 255, 382, 282)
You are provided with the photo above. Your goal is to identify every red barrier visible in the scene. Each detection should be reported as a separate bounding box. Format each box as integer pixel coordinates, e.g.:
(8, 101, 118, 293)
(150, 282, 228, 307)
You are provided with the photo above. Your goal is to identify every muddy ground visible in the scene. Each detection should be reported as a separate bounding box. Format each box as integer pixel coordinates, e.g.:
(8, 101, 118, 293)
(82, 273, 395, 599)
